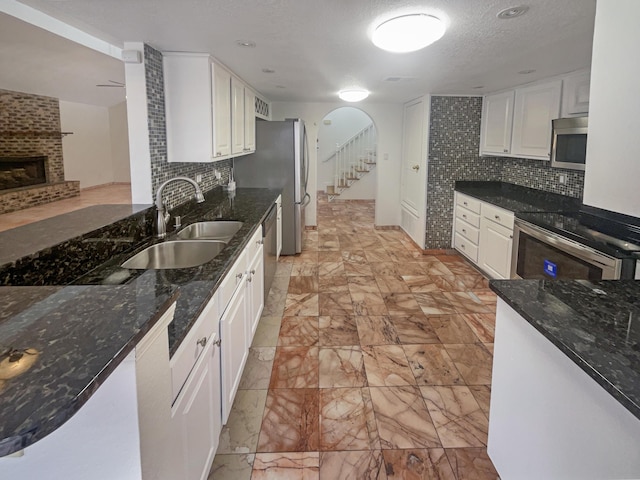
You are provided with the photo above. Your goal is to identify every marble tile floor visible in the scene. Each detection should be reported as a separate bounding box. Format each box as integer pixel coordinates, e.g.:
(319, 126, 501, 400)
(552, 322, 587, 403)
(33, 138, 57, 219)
(0, 183, 132, 232)
(211, 199, 499, 480)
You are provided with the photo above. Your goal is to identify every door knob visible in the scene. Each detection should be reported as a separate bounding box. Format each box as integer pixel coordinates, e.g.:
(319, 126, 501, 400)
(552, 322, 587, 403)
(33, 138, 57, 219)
(412, 164, 420, 171)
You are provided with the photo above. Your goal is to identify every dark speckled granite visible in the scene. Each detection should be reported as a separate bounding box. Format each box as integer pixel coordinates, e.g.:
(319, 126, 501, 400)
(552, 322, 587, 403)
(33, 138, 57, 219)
(0, 187, 279, 455)
(455, 181, 581, 213)
(0, 285, 178, 456)
(490, 279, 640, 420)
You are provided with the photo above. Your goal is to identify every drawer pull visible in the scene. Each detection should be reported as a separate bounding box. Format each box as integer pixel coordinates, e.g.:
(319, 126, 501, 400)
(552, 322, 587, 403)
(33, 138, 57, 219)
(247, 275, 252, 283)
(251, 269, 256, 275)
(257, 239, 264, 245)
(236, 273, 243, 280)
(503, 149, 508, 153)
(214, 338, 222, 347)
(462, 229, 467, 233)
(461, 244, 466, 249)
(495, 215, 500, 220)
(197, 337, 207, 347)
(216, 152, 222, 156)
(462, 214, 467, 219)
(463, 201, 468, 206)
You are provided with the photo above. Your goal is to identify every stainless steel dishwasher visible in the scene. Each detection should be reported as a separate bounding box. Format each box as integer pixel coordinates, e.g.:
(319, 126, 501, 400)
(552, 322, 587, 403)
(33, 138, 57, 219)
(262, 204, 277, 297)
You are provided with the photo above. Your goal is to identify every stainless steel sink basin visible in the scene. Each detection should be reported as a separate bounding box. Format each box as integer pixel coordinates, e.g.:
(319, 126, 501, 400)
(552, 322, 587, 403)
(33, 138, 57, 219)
(176, 221, 243, 243)
(121, 240, 226, 269)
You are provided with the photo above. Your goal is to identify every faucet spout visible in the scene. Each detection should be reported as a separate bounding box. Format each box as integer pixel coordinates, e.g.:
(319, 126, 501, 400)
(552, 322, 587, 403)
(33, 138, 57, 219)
(155, 176, 205, 238)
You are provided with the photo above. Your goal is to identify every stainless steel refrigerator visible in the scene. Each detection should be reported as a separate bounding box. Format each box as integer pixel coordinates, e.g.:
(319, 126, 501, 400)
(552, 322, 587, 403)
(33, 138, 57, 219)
(233, 119, 310, 255)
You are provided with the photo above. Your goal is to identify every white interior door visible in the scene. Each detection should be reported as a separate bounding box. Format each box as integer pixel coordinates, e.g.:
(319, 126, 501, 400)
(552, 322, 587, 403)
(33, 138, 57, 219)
(400, 96, 429, 247)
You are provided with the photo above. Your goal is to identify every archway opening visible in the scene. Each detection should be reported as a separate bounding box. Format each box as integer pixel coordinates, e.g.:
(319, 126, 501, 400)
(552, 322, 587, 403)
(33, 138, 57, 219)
(316, 107, 377, 210)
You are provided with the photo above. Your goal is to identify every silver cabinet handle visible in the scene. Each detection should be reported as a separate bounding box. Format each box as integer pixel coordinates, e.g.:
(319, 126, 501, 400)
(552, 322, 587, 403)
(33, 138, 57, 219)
(462, 229, 467, 233)
(495, 215, 500, 220)
(247, 275, 252, 283)
(462, 214, 467, 219)
(216, 152, 222, 156)
(461, 244, 466, 249)
(214, 338, 221, 347)
(251, 269, 256, 275)
(236, 273, 243, 280)
(463, 201, 468, 206)
(197, 337, 207, 347)
(503, 149, 508, 153)
(257, 239, 264, 245)
(411, 164, 420, 171)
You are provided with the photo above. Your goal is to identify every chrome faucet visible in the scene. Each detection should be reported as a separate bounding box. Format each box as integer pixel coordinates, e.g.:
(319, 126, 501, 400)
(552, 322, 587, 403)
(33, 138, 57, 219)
(155, 176, 205, 238)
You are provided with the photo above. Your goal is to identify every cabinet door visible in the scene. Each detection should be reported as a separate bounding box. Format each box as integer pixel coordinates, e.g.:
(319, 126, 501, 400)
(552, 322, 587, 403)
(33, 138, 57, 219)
(480, 91, 515, 155)
(231, 76, 245, 155)
(172, 334, 221, 480)
(276, 197, 282, 260)
(561, 71, 590, 117)
(244, 88, 256, 152)
(220, 282, 248, 423)
(246, 248, 264, 349)
(511, 81, 561, 159)
(479, 218, 514, 279)
(212, 63, 232, 159)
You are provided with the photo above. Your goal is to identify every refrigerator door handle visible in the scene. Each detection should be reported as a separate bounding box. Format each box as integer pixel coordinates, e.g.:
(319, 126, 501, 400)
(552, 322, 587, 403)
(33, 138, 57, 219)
(295, 192, 311, 207)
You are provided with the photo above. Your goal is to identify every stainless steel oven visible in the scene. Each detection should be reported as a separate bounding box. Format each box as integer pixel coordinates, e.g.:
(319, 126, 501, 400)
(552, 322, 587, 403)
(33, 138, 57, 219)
(511, 219, 623, 280)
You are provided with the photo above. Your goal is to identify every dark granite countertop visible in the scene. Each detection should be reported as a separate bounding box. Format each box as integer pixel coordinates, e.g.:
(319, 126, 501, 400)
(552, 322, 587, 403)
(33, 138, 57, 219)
(490, 279, 640, 420)
(455, 181, 581, 213)
(0, 186, 280, 455)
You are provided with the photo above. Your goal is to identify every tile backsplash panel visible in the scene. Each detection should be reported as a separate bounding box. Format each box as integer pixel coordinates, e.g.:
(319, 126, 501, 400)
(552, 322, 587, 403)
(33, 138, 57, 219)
(499, 157, 584, 198)
(144, 44, 231, 210)
(425, 96, 501, 248)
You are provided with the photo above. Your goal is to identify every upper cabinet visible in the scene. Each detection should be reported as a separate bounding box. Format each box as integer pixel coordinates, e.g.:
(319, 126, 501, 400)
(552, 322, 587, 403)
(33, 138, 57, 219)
(511, 80, 562, 159)
(480, 73, 586, 161)
(561, 70, 590, 117)
(480, 91, 515, 155)
(230, 77, 256, 156)
(164, 52, 256, 163)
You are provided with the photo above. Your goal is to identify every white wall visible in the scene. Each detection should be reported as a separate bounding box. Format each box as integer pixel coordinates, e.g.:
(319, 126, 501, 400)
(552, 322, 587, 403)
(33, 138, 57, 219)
(109, 101, 131, 183)
(60, 100, 114, 188)
(271, 101, 403, 227)
(583, 0, 640, 218)
(317, 107, 372, 188)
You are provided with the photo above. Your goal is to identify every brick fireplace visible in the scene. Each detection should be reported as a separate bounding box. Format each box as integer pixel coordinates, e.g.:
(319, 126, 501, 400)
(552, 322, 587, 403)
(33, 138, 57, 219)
(0, 89, 80, 215)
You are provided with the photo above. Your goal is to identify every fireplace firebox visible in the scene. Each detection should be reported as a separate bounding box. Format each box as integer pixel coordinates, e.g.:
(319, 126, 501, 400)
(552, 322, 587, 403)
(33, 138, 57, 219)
(0, 156, 47, 191)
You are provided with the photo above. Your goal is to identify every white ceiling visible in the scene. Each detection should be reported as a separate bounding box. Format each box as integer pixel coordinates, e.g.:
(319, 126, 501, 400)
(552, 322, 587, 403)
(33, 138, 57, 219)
(3, 0, 596, 105)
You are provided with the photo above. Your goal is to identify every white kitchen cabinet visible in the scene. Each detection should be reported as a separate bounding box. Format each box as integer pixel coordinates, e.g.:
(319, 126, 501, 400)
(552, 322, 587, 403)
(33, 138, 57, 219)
(561, 70, 590, 117)
(276, 195, 282, 259)
(478, 203, 514, 279)
(246, 236, 264, 348)
(480, 91, 515, 156)
(164, 53, 231, 163)
(453, 192, 482, 264)
(231, 77, 256, 156)
(172, 331, 221, 480)
(511, 80, 562, 160)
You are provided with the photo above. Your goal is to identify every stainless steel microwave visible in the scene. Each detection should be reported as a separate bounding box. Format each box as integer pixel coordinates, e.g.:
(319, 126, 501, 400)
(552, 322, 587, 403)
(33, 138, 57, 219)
(550, 116, 588, 171)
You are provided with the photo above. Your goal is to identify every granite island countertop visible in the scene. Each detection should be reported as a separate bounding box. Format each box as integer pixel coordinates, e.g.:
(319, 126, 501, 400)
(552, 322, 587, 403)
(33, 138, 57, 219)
(490, 278, 640, 420)
(0, 186, 280, 455)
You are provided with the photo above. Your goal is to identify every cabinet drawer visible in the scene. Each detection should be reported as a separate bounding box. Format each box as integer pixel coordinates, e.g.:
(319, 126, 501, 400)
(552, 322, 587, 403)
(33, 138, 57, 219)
(218, 250, 247, 314)
(245, 227, 263, 264)
(482, 203, 514, 230)
(455, 205, 481, 228)
(455, 218, 480, 245)
(455, 193, 481, 214)
(170, 294, 218, 403)
(454, 232, 479, 263)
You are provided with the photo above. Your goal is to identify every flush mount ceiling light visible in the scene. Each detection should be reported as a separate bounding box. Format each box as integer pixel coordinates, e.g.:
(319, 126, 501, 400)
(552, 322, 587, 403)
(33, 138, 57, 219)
(236, 40, 256, 48)
(372, 14, 446, 53)
(497, 5, 529, 19)
(338, 89, 370, 102)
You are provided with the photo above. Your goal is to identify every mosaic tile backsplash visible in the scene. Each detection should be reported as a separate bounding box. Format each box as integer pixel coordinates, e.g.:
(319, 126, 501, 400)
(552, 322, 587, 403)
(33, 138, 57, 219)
(424, 95, 585, 249)
(144, 44, 232, 211)
(425, 96, 501, 248)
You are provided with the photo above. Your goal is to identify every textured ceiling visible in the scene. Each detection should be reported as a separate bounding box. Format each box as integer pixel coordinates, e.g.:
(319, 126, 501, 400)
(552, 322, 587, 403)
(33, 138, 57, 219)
(4, 0, 596, 105)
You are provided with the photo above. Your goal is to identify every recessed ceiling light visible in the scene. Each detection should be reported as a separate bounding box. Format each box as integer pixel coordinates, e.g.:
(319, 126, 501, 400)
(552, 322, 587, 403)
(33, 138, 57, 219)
(236, 40, 256, 48)
(372, 14, 446, 53)
(338, 89, 370, 102)
(262, 68, 275, 73)
(497, 6, 529, 19)
(518, 69, 536, 74)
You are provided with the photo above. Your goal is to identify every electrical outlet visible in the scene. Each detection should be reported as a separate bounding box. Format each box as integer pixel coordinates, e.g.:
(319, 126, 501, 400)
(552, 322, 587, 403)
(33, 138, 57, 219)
(196, 174, 202, 183)
(559, 174, 566, 185)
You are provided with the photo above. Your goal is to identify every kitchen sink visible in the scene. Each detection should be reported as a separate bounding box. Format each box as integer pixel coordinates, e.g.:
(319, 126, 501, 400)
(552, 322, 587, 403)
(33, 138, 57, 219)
(176, 221, 243, 243)
(121, 240, 227, 269)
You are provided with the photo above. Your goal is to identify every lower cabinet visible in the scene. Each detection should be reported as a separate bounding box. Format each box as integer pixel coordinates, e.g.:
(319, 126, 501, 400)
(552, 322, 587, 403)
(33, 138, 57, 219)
(220, 278, 248, 424)
(246, 243, 264, 348)
(276, 195, 282, 259)
(453, 192, 514, 279)
(172, 332, 222, 480)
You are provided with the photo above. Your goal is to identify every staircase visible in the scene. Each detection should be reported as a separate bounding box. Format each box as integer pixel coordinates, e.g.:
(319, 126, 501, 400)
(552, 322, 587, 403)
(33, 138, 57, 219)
(322, 124, 377, 201)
